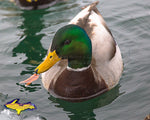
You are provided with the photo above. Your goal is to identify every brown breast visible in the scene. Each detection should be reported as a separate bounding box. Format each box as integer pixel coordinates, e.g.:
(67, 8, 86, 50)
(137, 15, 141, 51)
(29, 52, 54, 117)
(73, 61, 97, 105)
(49, 67, 108, 101)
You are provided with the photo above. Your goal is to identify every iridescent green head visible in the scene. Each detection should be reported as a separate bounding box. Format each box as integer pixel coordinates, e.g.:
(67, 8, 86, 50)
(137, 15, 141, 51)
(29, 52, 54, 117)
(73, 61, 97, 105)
(51, 24, 92, 69)
(35, 24, 92, 74)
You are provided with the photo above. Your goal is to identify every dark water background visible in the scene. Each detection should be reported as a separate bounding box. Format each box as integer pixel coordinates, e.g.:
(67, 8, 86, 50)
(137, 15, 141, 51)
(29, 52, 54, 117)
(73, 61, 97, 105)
(0, 0, 150, 120)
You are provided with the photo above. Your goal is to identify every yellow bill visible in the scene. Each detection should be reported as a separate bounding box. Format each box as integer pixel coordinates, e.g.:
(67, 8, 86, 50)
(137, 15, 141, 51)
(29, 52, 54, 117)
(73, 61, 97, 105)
(34, 50, 61, 74)
(20, 50, 60, 86)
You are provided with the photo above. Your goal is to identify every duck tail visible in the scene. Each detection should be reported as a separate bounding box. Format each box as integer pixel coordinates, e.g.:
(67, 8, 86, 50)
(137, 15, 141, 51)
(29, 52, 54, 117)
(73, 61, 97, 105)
(82, 1, 99, 10)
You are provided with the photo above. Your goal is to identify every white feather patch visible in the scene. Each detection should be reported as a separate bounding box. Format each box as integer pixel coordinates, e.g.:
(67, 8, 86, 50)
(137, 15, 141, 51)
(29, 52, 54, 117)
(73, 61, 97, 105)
(67, 65, 91, 72)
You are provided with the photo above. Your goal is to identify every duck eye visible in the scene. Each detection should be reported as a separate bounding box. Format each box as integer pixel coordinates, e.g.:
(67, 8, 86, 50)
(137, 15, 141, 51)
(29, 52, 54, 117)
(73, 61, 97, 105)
(64, 40, 71, 45)
(50, 56, 52, 59)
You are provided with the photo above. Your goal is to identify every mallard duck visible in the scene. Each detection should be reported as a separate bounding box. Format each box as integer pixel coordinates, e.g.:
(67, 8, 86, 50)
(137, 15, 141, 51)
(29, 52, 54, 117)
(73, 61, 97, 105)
(11, 0, 62, 10)
(21, 1, 123, 102)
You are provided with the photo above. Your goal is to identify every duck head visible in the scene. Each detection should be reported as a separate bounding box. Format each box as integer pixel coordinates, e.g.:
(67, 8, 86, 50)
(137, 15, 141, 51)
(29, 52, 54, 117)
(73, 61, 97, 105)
(35, 24, 92, 74)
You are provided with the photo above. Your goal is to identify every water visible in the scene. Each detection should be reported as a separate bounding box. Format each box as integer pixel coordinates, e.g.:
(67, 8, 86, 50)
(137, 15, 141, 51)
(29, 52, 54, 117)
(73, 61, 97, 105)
(0, 0, 150, 120)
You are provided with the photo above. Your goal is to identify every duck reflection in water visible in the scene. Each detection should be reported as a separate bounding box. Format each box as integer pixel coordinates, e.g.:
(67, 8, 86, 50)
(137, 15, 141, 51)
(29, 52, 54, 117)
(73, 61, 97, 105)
(12, 9, 47, 75)
(49, 85, 121, 120)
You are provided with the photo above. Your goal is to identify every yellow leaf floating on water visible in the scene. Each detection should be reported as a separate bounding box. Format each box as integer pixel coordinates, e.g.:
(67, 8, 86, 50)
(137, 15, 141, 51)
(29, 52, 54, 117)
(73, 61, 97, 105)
(4, 99, 36, 115)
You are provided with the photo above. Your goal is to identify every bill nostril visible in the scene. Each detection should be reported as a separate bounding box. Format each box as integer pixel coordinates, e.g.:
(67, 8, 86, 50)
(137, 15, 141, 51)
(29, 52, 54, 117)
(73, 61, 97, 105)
(35, 69, 39, 74)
